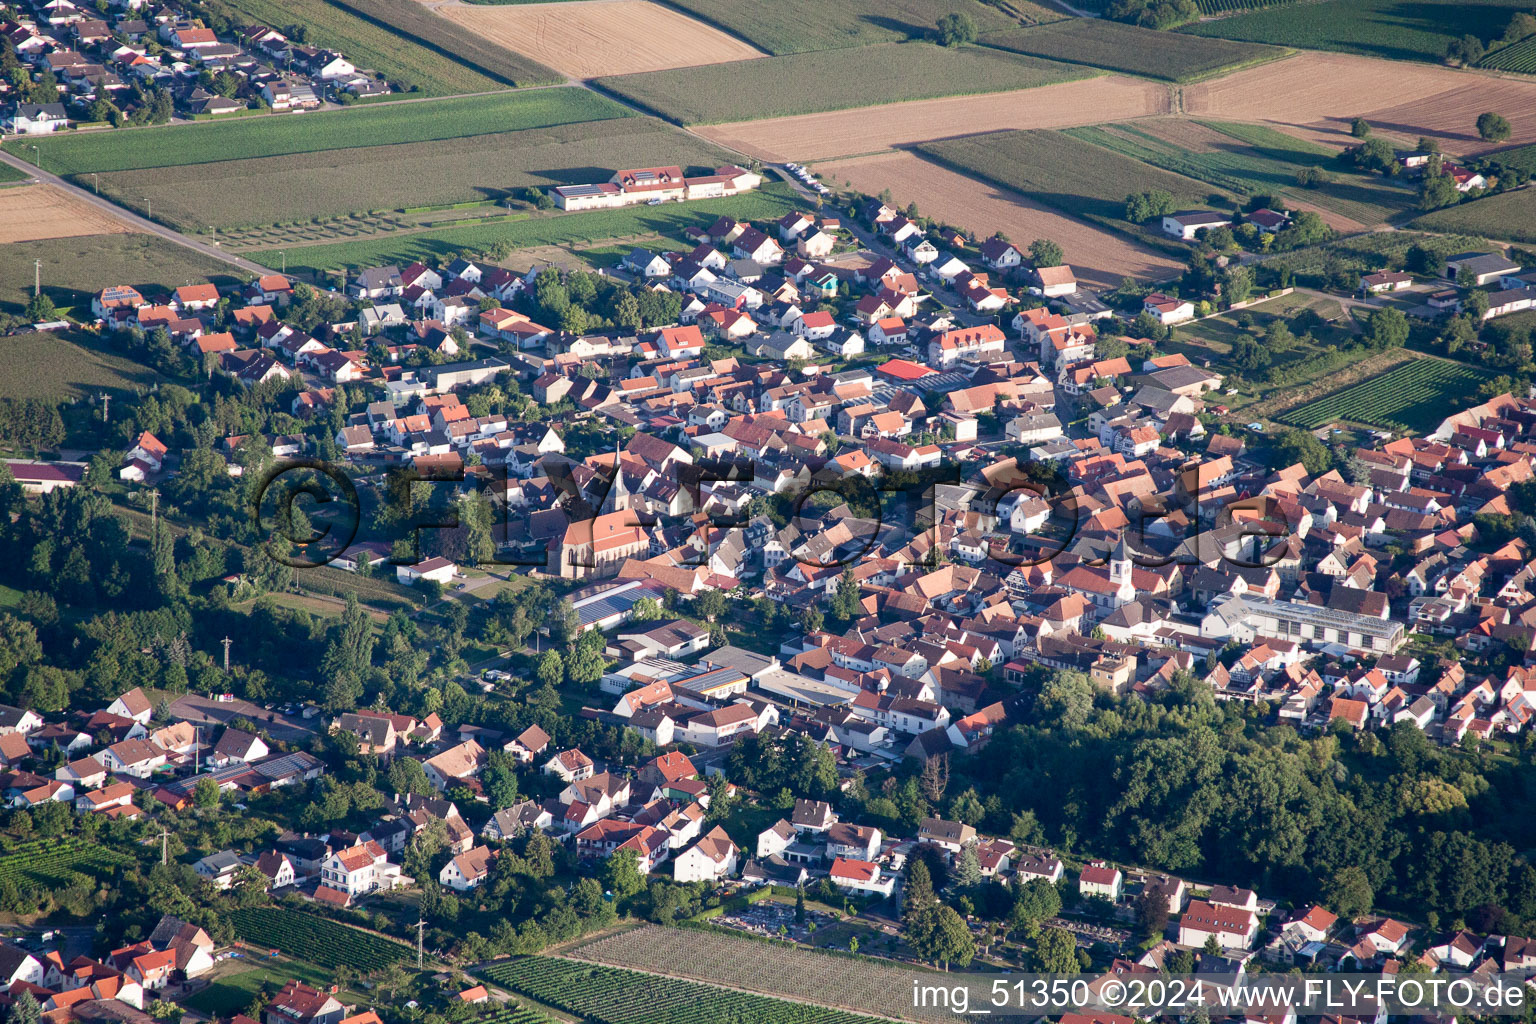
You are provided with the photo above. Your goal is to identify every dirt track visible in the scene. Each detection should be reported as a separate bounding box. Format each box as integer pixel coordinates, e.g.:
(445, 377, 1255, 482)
(816, 150, 1185, 288)
(0, 183, 139, 243)
(435, 0, 766, 78)
(697, 75, 1172, 162)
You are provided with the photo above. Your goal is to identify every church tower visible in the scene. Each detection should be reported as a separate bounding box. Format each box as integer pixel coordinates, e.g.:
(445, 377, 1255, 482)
(609, 438, 630, 513)
(1109, 534, 1135, 605)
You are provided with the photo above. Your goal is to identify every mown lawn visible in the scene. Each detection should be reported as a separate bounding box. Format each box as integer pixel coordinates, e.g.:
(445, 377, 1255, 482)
(0, 233, 238, 317)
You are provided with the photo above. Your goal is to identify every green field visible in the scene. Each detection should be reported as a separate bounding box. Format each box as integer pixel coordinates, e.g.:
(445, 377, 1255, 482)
(661, 0, 1018, 54)
(250, 182, 805, 275)
(1181, 0, 1533, 64)
(3, 89, 627, 175)
(980, 19, 1285, 81)
(1063, 120, 1415, 226)
(0, 331, 162, 401)
(1281, 358, 1498, 432)
(0, 837, 133, 886)
(1410, 188, 1536, 243)
(595, 41, 1089, 124)
(215, 0, 503, 94)
(1262, 230, 1493, 281)
(184, 957, 355, 1017)
(0, 164, 27, 183)
(228, 908, 411, 971)
(1196, 0, 1298, 12)
(918, 129, 1218, 243)
(1482, 34, 1536, 71)
(94, 116, 732, 231)
(0, 233, 238, 318)
(481, 957, 890, 1024)
(326, 0, 561, 85)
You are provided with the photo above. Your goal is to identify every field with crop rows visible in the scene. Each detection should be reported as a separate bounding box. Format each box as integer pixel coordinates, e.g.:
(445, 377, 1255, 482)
(918, 129, 1216, 243)
(228, 909, 410, 971)
(1281, 358, 1497, 432)
(661, 0, 1017, 53)
(94, 116, 730, 231)
(1196, 0, 1297, 12)
(1062, 120, 1413, 226)
(980, 19, 1284, 81)
(595, 42, 1090, 124)
(1482, 35, 1536, 71)
(327, 0, 561, 85)
(1181, 0, 1532, 64)
(215, 0, 501, 94)
(3, 89, 626, 176)
(0, 837, 132, 886)
(1410, 189, 1536, 243)
(250, 183, 803, 275)
(474, 1005, 560, 1024)
(571, 925, 955, 1024)
(481, 956, 897, 1024)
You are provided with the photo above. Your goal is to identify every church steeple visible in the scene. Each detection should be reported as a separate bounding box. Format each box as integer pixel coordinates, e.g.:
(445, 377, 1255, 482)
(1110, 534, 1134, 603)
(610, 436, 629, 512)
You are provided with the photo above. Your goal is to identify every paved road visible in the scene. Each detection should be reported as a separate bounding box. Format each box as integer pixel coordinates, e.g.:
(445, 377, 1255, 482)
(0, 148, 274, 277)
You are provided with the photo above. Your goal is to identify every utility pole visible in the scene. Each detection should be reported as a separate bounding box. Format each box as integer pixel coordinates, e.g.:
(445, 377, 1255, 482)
(98, 391, 109, 424)
(280, 250, 286, 274)
(33, 260, 41, 298)
(92, 172, 98, 194)
(150, 488, 159, 538)
(156, 828, 170, 866)
(415, 919, 425, 969)
(222, 636, 232, 674)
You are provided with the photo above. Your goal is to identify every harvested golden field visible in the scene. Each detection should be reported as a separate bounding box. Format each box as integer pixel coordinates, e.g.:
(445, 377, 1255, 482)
(1184, 51, 1536, 154)
(0, 184, 137, 244)
(697, 75, 1170, 162)
(816, 150, 1185, 287)
(433, 0, 766, 79)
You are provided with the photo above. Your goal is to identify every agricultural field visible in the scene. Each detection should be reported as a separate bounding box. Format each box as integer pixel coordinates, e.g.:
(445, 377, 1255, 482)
(571, 925, 954, 1024)
(1196, 0, 1297, 12)
(697, 75, 1170, 162)
(1280, 358, 1498, 433)
(215, 0, 503, 95)
(481, 956, 895, 1024)
(660, 0, 1018, 54)
(0, 233, 237, 319)
(0, 837, 133, 886)
(249, 183, 804, 276)
(328, 0, 561, 85)
(93, 116, 731, 231)
(980, 19, 1285, 82)
(917, 128, 1217, 244)
(227, 908, 411, 971)
(0, 184, 137, 243)
(0, 163, 26, 183)
(0, 331, 161, 401)
(1181, 51, 1536, 154)
(1180, 0, 1532, 65)
(435, 0, 766, 78)
(476, 1005, 561, 1024)
(4, 89, 628, 176)
(595, 42, 1091, 124)
(1062, 120, 1416, 227)
(1410, 189, 1536, 243)
(1482, 34, 1536, 72)
(816, 150, 1184, 286)
(1261, 230, 1492, 281)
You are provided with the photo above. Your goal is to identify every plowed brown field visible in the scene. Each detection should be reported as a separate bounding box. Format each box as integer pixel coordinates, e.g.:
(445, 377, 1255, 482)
(433, 0, 766, 79)
(697, 75, 1171, 162)
(816, 150, 1185, 287)
(0, 184, 137, 244)
(1184, 51, 1536, 154)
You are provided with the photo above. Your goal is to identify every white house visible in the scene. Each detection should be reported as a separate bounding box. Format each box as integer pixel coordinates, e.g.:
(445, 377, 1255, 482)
(1078, 860, 1123, 900)
(672, 826, 738, 883)
(1179, 900, 1257, 950)
(1162, 211, 1232, 240)
(396, 556, 456, 586)
(829, 857, 895, 898)
(439, 846, 497, 891)
(3, 102, 68, 134)
(318, 840, 404, 898)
